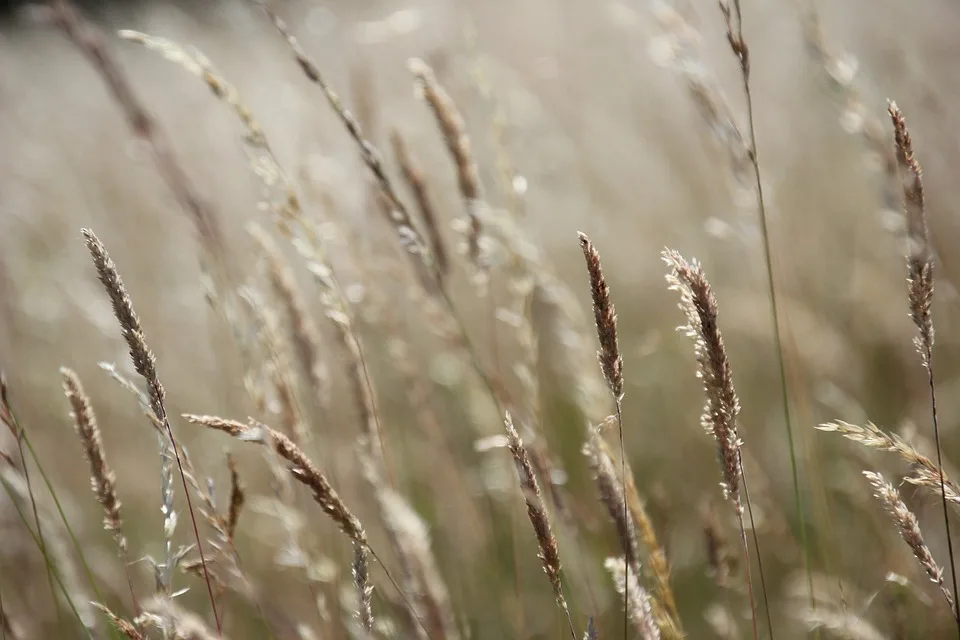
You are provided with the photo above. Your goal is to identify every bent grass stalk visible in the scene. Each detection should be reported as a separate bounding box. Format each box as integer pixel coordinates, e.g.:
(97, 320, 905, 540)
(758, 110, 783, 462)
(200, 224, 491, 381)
(2, 381, 110, 636)
(887, 101, 959, 633)
(81, 229, 221, 636)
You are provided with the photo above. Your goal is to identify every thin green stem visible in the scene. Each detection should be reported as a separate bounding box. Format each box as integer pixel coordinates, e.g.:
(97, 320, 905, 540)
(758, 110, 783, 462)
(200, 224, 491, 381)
(615, 401, 627, 640)
(740, 455, 774, 638)
(0, 474, 96, 640)
(18, 430, 107, 604)
(13, 427, 63, 634)
(924, 350, 960, 636)
(735, 500, 759, 640)
(723, 0, 812, 611)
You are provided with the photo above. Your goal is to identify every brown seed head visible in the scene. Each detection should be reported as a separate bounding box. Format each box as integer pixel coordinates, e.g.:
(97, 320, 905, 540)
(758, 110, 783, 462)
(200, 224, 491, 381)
(578, 232, 624, 401)
(664, 250, 741, 505)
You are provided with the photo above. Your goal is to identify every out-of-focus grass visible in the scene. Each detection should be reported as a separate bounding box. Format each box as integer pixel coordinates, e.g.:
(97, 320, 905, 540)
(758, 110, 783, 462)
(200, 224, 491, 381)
(3, 0, 960, 637)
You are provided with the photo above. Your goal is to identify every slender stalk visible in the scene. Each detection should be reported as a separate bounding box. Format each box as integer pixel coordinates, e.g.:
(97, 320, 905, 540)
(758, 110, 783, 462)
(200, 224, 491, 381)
(82, 229, 221, 636)
(577, 232, 629, 639)
(739, 458, 772, 636)
(2, 388, 112, 636)
(719, 1, 797, 631)
(1, 383, 62, 632)
(0, 472, 95, 639)
(504, 413, 577, 640)
(664, 250, 758, 639)
(923, 367, 959, 631)
(15, 435, 62, 631)
(887, 101, 960, 633)
(48, 0, 226, 270)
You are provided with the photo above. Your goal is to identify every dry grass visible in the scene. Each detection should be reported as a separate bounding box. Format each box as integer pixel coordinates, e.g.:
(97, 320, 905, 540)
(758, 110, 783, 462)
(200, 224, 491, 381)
(5, 0, 960, 638)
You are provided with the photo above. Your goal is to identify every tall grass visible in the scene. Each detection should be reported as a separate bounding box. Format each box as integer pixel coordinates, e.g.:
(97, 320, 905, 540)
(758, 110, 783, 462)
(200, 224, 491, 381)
(3, 0, 960, 638)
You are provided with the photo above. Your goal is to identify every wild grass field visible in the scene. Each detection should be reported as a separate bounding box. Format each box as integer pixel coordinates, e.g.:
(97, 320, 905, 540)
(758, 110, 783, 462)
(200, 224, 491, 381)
(3, 0, 960, 638)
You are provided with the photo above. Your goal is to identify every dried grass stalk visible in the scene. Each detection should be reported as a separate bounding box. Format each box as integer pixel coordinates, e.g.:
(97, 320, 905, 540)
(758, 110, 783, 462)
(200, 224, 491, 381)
(818, 420, 960, 506)
(352, 542, 374, 632)
(863, 470, 955, 614)
(663, 250, 741, 505)
(250, 224, 330, 415)
(586, 433, 680, 637)
(50, 0, 225, 267)
(604, 557, 661, 640)
(888, 100, 958, 627)
(504, 412, 576, 638)
(391, 130, 449, 279)
(621, 459, 680, 633)
(798, 4, 900, 215)
(265, 9, 434, 279)
(238, 285, 306, 445)
(61, 367, 140, 617)
(61, 368, 125, 554)
(139, 597, 224, 640)
(584, 436, 640, 578)
(889, 102, 933, 356)
(184, 414, 374, 630)
(577, 232, 623, 401)
(116, 31, 392, 475)
(664, 249, 760, 636)
(409, 58, 484, 272)
(81, 228, 220, 632)
(93, 603, 145, 640)
(224, 453, 244, 542)
(182, 414, 366, 546)
(361, 449, 458, 640)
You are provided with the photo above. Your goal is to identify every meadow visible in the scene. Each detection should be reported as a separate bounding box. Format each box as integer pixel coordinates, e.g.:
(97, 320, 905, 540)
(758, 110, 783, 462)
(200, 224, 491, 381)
(2, 0, 960, 637)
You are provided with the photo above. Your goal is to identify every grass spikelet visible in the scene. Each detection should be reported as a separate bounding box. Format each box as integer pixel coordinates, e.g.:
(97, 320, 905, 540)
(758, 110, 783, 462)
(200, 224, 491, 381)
(504, 412, 576, 639)
(224, 453, 244, 542)
(663, 250, 741, 504)
(249, 224, 330, 416)
(578, 232, 632, 637)
(60, 368, 123, 550)
(182, 415, 365, 545)
(409, 58, 485, 274)
(81, 228, 221, 635)
(237, 285, 306, 446)
(863, 470, 955, 615)
(352, 542, 374, 632)
(60, 368, 138, 613)
(92, 604, 144, 640)
(620, 461, 680, 634)
(604, 557, 660, 640)
(817, 420, 960, 506)
(391, 129, 449, 280)
(584, 434, 640, 579)
(139, 597, 223, 640)
(663, 248, 760, 638)
(584, 431, 680, 636)
(183, 414, 375, 629)
(888, 100, 958, 629)
(889, 102, 934, 354)
(577, 233, 623, 402)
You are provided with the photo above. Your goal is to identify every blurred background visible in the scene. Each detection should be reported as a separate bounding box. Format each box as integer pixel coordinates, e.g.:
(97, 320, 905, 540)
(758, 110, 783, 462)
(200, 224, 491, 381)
(3, 0, 960, 637)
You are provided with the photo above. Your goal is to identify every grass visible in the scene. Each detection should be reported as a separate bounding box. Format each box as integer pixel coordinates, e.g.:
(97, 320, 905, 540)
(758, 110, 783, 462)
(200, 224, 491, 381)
(2, 0, 960, 637)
